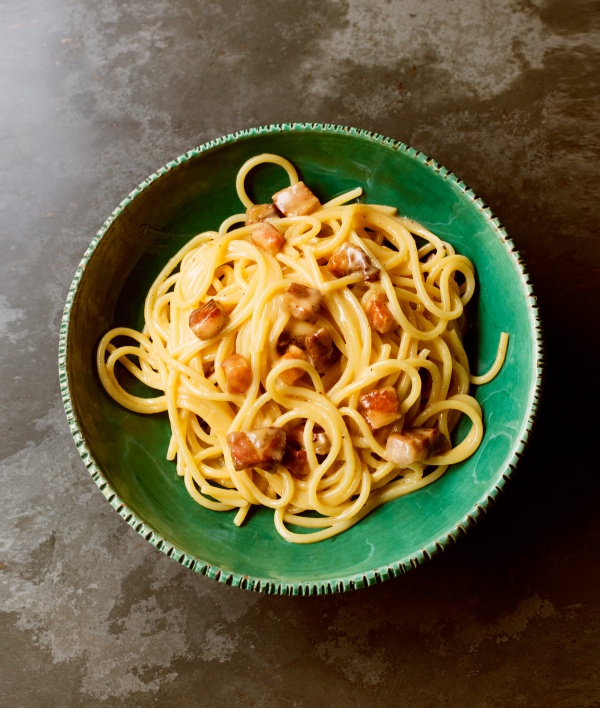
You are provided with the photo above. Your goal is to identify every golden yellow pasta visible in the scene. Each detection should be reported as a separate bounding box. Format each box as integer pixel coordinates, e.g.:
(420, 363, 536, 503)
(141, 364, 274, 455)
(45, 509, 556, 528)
(97, 154, 508, 543)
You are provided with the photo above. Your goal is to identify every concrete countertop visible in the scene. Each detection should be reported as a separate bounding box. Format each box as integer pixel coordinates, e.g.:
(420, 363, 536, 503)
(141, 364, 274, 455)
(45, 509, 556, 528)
(1, 0, 598, 705)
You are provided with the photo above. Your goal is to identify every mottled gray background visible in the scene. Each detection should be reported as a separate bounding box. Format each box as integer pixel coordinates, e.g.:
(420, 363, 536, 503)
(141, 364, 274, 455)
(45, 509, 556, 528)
(1, 0, 599, 706)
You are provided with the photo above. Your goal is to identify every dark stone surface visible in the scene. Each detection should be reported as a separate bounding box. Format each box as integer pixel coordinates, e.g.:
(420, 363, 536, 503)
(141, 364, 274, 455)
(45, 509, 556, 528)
(1, 0, 598, 705)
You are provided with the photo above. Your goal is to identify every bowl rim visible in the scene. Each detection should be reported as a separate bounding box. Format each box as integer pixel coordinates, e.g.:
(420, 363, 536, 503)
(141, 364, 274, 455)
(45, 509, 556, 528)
(58, 122, 544, 595)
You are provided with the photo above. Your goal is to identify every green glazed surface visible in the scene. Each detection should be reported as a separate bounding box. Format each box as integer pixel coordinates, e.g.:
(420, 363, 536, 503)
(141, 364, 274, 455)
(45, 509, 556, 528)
(59, 124, 543, 594)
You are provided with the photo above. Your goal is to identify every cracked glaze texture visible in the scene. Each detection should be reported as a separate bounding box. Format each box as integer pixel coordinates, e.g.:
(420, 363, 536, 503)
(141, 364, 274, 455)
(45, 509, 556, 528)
(1, 0, 599, 706)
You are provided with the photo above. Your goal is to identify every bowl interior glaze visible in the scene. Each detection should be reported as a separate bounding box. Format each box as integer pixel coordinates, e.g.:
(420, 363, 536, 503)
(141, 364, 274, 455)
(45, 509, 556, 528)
(60, 124, 542, 594)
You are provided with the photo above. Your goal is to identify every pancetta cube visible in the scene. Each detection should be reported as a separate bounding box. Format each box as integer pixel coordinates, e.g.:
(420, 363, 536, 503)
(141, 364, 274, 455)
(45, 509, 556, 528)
(287, 422, 330, 455)
(245, 203, 281, 225)
(276, 322, 336, 375)
(385, 428, 450, 466)
(358, 386, 401, 430)
(304, 327, 334, 374)
(189, 300, 229, 340)
(277, 345, 309, 385)
(327, 242, 380, 282)
(281, 283, 324, 322)
(249, 222, 286, 256)
(365, 292, 396, 333)
(282, 445, 310, 479)
(272, 182, 320, 216)
(277, 320, 317, 353)
(227, 428, 286, 471)
(220, 354, 252, 393)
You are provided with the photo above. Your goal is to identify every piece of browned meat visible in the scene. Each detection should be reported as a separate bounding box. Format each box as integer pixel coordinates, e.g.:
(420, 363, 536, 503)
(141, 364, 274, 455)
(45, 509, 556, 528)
(277, 321, 336, 375)
(327, 242, 380, 282)
(272, 182, 320, 216)
(277, 345, 309, 385)
(245, 203, 281, 225)
(281, 283, 324, 322)
(282, 445, 310, 479)
(220, 354, 252, 393)
(358, 386, 401, 430)
(385, 428, 450, 466)
(304, 327, 334, 374)
(277, 320, 317, 352)
(227, 428, 286, 471)
(287, 422, 330, 455)
(189, 300, 229, 340)
(249, 222, 286, 255)
(283, 420, 332, 478)
(365, 292, 396, 333)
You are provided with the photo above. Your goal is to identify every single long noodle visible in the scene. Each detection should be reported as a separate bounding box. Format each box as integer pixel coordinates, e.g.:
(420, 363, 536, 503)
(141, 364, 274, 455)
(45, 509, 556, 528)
(97, 154, 508, 543)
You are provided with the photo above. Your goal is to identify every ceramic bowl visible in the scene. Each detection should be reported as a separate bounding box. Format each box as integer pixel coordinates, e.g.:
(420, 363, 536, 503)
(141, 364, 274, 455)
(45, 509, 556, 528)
(59, 124, 543, 594)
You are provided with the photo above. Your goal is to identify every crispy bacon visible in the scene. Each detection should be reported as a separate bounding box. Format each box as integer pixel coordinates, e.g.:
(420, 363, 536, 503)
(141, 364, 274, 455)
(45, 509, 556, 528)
(385, 428, 450, 466)
(277, 345, 309, 385)
(365, 292, 396, 333)
(189, 300, 229, 340)
(327, 242, 380, 282)
(281, 283, 324, 322)
(249, 222, 286, 256)
(358, 386, 401, 430)
(305, 327, 334, 374)
(272, 181, 320, 216)
(245, 203, 281, 225)
(227, 428, 286, 471)
(220, 354, 252, 393)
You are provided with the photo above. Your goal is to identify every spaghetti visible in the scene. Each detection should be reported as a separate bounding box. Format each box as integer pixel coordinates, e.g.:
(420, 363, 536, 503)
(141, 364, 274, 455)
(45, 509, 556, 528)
(97, 154, 508, 543)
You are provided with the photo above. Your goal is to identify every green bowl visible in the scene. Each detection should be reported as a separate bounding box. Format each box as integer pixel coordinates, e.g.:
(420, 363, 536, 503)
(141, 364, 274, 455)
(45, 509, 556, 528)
(59, 124, 543, 594)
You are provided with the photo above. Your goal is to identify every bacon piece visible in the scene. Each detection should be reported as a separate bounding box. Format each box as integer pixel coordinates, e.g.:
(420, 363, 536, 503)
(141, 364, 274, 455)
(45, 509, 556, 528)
(358, 386, 401, 430)
(277, 320, 317, 352)
(272, 181, 320, 216)
(249, 222, 286, 256)
(220, 354, 252, 393)
(281, 283, 324, 322)
(287, 423, 330, 455)
(277, 345, 309, 385)
(189, 300, 229, 340)
(327, 243, 380, 282)
(365, 292, 396, 333)
(385, 428, 450, 466)
(227, 428, 286, 471)
(305, 327, 334, 374)
(245, 203, 281, 225)
(282, 445, 310, 479)
(277, 322, 336, 374)
(283, 421, 331, 478)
